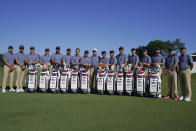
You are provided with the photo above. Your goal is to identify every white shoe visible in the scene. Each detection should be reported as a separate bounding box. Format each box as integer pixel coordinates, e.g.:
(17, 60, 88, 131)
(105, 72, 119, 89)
(16, 89, 21, 93)
(20, 88, 24, 92)
(9, 88, 16, 92)
(184, 97, 191, 102)
(179, 96, 184, 101)
(158, 94, 161, 98)
(2, 89, 6, 93)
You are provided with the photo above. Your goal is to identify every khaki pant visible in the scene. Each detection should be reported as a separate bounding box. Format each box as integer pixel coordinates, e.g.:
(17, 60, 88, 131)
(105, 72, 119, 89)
(89, 68, 97, 89)
(167, 70, 178, 96)
(2, 65, 15, 89)
(179, 69, 192, 98)
(16, 65, 26, 89)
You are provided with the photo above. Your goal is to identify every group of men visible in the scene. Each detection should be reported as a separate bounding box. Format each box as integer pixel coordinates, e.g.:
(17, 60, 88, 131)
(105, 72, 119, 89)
(1, 45, 194, 101)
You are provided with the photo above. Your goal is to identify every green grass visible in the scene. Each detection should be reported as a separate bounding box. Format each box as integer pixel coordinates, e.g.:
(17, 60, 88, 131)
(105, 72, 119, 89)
(0, 67, 196, 131)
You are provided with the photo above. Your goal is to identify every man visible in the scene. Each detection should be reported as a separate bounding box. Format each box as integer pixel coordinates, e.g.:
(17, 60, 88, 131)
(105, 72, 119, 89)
(99, 51, 109, 68)
(116, 46, 127, 69)
(164, 48, 178, 100)
(109, 50, 117, 66)
(151, 48, 165, 93)
(80, 50, 92, 91)
(71, 48, 81, 67)
(62, 48, 72, 68)
(2, 46, 15, 93)
(139, 49, 151, 74)
(81, 50, 92, 69)
(26, 47, 39, 65)
(15, 45, 26, 93)
(178, 47, 194, 102)
(128, 48, 139, 70)
(89, 48, 99, 91)
(51, 46, 63, 66)
(40, 48, 51, 66)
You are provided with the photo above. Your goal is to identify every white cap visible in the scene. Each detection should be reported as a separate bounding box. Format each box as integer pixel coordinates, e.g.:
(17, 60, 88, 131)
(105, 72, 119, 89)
(92, 48, 98, 51)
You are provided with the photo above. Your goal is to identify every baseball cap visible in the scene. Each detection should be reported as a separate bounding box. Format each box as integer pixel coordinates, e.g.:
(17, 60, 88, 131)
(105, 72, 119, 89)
(142, 49, 147, 52)
(93, 48, 98, 52)
(131, 48, 136, 51)
(67, 48, 71, 51)
(119, 46, 124, 50)
(84, 50, 89, 54)
(30, 46, 35, 50)
(19, 45, 24, 49)
(8, 45, 13, 49)
(56, 46, 60, 49)
(110, 50, 114, 53)
(102, 50, 106, 54)
(156, 48, 160, 50)
(168, 48, 174, 51)
(45, 48, 50, 51)
(180, 47, 186, 50)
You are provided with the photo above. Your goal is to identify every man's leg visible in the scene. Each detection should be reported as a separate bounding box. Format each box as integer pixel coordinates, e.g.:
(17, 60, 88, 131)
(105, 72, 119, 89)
(179, 71, 186, 97)
(2, 65, 9, 90)
(184, 69, 192, 98)
(9, 68, 15, 89)
(167, 73, 172, 96)
(20, 69, 26, 90)
(16, 65, 22, 89)
(172, 71, 178, 97)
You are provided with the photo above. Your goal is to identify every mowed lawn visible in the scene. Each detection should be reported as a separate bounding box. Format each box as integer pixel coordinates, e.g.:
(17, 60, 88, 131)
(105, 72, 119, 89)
(0, 67, 196, 131)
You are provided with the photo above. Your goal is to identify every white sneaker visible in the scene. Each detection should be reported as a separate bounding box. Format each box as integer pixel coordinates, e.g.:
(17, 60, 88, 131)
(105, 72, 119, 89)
(9, 88, 16, 92)
(20, 88, 24, 92)
(158, 94, 161, 98)
(16, 89, 21, 93)
(179, 96, 184, 101)
(2, 89, 6, 93)
(184, 97, 191, 102)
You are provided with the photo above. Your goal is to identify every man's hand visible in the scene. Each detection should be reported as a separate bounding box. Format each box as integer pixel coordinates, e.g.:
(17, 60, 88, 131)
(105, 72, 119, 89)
(9, 65, 15, 72)
(155, 63, 159, 67)
(22, 66, 26, 71)
(167, 69, 171, 74)
(28, 61, 32, 65)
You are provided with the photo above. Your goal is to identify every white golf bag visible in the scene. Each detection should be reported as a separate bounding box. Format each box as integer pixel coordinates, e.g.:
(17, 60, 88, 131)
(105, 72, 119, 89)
(27, 64, 38, 93)
(70, 65, 79, 93)
(39, 65, 50, 93)
(80, 67, 90, 94)
(60, 64, 70, 93)
(135, 66, 146, 96)
(148, 65, 161, 96)
(49, 64, 60, 93)
(106, 66, 115, 95)
(96, 67, 106, 94)
(124, 64, 134, 95)
(116, 64, 124, 95)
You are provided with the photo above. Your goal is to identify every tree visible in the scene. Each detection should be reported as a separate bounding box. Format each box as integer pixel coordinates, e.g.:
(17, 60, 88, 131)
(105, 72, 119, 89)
(136, 39, 185, 58)
(0, 53, 3, 67)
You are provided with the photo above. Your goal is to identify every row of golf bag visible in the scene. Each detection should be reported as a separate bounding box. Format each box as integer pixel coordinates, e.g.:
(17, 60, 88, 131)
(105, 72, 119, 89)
(26, 64, 161, 96)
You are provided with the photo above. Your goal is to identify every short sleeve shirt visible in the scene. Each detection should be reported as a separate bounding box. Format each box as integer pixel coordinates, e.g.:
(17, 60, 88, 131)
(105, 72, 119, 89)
(179, 54, 193, 70)
(165, 55, 178, 70)
(51, 53, 63, 63)
(40, 55, 51, 64)
(128, 54, 139, 67)
(116, 54, 128, 66)
(62, 54, 72, 66)
(15, 52, 26, 66)
(26, 53, 39, 63)
(3, 52, 15, 66)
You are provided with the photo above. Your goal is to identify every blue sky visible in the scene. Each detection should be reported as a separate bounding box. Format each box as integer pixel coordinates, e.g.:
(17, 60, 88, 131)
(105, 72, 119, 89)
(0, 0, 195, 56)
